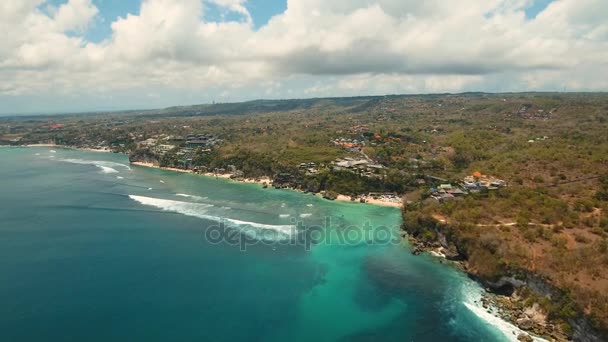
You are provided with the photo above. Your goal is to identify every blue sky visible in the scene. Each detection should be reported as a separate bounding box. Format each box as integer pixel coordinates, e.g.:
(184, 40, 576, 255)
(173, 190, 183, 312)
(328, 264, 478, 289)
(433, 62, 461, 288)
(2, 0, 607, 114)
(525, 0, 554, 18)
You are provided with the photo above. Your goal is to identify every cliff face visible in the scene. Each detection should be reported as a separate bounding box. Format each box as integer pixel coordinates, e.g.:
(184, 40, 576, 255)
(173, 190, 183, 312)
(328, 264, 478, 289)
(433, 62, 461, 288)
(402, 215, 608, 342)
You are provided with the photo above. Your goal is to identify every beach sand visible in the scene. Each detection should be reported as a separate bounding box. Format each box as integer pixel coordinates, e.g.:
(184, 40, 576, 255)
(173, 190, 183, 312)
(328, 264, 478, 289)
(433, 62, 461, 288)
(26, 144, 60, 147)
(131, 162, 271, 185)
(131, 162, 402, 208)
(131, 161, 193, 174)
(335, 194, 402, 208)
(26, 144, 112, 153)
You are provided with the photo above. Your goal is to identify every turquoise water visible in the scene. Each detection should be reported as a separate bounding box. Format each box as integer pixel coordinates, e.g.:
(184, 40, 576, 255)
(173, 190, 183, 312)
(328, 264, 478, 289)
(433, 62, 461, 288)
(0, 147, 514, 341)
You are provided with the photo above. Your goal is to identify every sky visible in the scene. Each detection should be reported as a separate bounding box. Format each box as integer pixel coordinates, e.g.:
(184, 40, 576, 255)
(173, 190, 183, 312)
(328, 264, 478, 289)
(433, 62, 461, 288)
(1, 0, 607, 114)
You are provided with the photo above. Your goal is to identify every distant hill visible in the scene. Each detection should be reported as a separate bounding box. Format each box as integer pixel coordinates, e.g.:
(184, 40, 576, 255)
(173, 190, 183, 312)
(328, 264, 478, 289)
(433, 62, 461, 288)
(154, 96, 384, 117)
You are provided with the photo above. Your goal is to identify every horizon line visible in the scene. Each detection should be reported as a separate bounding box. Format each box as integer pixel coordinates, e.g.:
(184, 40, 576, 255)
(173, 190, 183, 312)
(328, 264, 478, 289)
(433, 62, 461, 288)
(2, 90, 607, 118)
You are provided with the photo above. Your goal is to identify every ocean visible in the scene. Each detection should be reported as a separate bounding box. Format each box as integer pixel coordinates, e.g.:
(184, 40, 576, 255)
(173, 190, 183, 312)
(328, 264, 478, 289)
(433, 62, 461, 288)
(0, 147, 528, 341)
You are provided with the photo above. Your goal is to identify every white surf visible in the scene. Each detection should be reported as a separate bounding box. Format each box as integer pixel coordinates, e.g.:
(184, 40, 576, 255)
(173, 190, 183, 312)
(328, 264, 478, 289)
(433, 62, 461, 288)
(129, 195, 296, 240)
(175, 193, 206, 201)
(461, 283, 547, 342)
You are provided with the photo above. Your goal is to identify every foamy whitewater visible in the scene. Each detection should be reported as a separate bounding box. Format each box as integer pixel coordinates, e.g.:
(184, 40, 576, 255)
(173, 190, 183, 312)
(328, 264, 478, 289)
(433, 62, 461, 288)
(98, 165, 119, 174)
(175, 193, 207, 201)
(461, 282, 546, 342)
(129, 195, 296, 240)
(59, 158, 132, 172)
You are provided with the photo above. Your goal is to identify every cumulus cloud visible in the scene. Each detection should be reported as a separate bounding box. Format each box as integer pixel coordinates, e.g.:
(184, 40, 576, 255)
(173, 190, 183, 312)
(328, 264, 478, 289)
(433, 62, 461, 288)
(0, 0, 607, 112)
(52, 0, 99, 32)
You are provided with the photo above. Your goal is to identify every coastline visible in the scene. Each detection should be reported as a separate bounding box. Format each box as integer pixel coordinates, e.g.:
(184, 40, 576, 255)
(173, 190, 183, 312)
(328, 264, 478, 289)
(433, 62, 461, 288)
(22, 144, 556, 340)
(25, 144, 114, 153)
(335, 194, 402, 208)
(21, 145, 403, 208)
(407, 233, 567, 342)
(130, 161, 402, 208)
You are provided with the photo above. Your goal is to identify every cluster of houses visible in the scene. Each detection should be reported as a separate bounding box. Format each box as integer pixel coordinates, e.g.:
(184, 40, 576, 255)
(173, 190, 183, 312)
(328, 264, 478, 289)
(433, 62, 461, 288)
(333, 138, 364, 152)
(185, 134, 222, 148)
(362, 192, 402, 204)
(175, 147, 196, 164)
(430, 172, 507, 203)
(517, 105, 552, 120)
(151, 144, 174, 154)
(332, 158, 385, 177)
(135, 133, 224, 170)
(163, 134, 222, 148)
(462, 173, 507, 190)
(349, 125, 370, 133)
(139, 133, 221, 157)
(298, 162, 319, 175)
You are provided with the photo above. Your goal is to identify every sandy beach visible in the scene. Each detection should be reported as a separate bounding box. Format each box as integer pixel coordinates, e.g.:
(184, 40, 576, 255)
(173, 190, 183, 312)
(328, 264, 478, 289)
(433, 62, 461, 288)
(23, 145, 401, 208)
(78, 147, 113, 153)
(130, 161, 193, 174)
(26, 144, 60, 147)
(335, 194, 402, 208)
(26, 144, 113, 153)
(130, 161, 402, 208)
(131, 162, 272, 185)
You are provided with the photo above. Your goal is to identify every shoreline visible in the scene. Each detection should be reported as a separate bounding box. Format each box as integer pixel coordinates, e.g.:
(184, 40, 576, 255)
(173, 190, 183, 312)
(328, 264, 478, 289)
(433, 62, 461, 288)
(407, 234, 564, 342)
(22, 145, 403, 208)
(130, 161, 402, 208)
(335, 194, 402, 208)
(25, 144, 114, 153)
(24, 144, 550, 339)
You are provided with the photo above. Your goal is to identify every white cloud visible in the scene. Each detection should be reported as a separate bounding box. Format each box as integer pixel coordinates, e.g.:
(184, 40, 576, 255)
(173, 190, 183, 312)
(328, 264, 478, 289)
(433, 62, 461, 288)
(53, 0, 98, 32)
(0, 0, 607, 113)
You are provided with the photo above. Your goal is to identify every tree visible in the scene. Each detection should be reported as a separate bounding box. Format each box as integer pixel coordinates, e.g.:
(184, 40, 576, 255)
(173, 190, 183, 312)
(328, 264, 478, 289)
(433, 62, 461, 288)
(596, 176, 608, 201)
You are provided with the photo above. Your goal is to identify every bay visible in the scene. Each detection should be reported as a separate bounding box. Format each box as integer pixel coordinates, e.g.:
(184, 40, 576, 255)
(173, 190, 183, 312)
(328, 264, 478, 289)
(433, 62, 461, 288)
(0, 147, 522, 341)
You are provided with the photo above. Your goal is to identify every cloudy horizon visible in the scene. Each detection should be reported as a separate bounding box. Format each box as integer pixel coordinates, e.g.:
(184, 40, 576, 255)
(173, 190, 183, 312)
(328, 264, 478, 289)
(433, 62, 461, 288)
(1, 0, 607, 114)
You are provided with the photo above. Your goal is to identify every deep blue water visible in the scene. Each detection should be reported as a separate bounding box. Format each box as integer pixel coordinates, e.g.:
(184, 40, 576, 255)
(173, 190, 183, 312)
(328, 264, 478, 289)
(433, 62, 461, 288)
(0, 147, 518, 341)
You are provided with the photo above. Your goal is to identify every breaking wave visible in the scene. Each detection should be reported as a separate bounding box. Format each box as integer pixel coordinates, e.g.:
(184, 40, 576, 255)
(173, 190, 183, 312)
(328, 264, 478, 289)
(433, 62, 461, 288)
(299, 213, 313, 218)
(129, 195, 296, 240)
(461, 282, 547, 342)
(99, 166, 119, 174)
(175, 193, 206, 201)
(60, 158, 132, 172)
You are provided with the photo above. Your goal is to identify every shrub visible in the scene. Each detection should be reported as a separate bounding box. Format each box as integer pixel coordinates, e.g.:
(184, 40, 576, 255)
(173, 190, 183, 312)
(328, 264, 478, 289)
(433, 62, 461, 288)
(533, 175, 545, 183)
(551, 236, 568, 249)
(574, 199, 595, 212)
(600, 216, 608, 231)
(573, 233, 590, 244)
